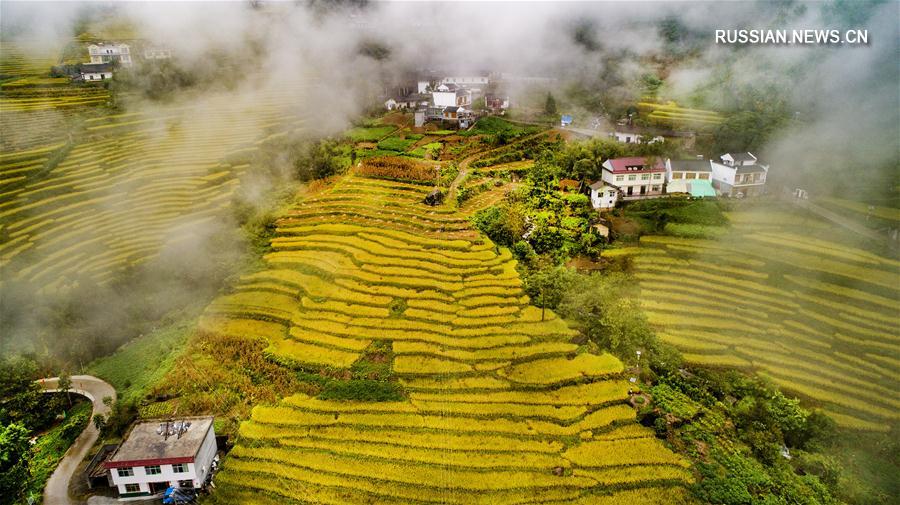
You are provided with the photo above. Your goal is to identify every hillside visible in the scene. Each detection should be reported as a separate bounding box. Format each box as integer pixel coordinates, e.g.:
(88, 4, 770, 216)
(168, 173, 696, 504)
(625, 207, 899, 432)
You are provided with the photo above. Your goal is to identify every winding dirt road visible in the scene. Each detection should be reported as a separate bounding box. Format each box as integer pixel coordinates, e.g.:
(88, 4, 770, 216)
(38, 375, 116, 505)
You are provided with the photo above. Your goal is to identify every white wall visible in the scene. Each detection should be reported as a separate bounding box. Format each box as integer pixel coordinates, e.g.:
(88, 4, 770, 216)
(601, 162, 665, 196)
(710, 162, 736, 186)
(590, 187, 618, 209)
(433, 91, 456, 108)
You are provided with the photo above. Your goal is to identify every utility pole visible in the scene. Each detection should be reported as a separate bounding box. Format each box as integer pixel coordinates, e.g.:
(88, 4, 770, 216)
(540, 287, 545, 321)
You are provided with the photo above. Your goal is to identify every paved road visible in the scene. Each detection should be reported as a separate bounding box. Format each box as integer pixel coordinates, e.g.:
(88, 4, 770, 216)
(38, 375, 116, 505)
(794, 198, 885, 241)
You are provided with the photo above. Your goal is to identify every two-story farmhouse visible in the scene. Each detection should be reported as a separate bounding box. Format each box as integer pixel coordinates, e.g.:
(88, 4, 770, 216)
(710, 152, 769, 197)
(600, 157, 666, 199)
(433, 84, 472, 108)
(88, 43, 133, 67)
(104, 417, 216, 499)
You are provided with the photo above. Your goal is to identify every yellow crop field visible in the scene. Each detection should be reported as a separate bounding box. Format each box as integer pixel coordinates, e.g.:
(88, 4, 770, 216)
(202, 172, 690, 503)
(634, 207, 900, 431)
(1, 82, 308, 288)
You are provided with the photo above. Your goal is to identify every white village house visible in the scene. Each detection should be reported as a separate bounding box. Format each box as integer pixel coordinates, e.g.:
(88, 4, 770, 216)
(432, 84, 472, 108)
(600, 157, 666, 199)
(608, 126, 663, 145)
(710, 152, 769, 197)
(589, 181, 620, 209)
(105, 417, 216, 499)
(88, 43, 133, 67)
(441, 75, 489, 88)
(80, 63, 114, 81)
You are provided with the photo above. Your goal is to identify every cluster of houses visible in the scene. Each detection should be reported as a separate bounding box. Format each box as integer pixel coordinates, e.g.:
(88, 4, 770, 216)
(76, 42, 171, 82)
(385, 73, 509, 129)
(588, 152, 768, 209)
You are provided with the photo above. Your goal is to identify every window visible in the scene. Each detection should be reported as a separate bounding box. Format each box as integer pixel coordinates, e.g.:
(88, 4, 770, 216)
(607, 191, 616, 197)
(172, 463, 188, 473)
(652, 185, 660, 191)
(653, 173, 662, 180)
(699, 173, 709, 180)
(628, 175, 636, 181)
(615, 175, 624, 182)
(672, 173, 683, 179)
(117, 468, 134, 477)
(641, 174, 650, 180)
(124, 484, 141, 493)
(686, 173, 696, 179)
(179, 480, 194, 488)
(145, 465, 161, 475)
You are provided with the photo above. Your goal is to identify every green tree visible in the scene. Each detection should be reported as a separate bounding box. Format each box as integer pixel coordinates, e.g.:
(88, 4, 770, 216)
(57, 371, 72, 408)
(472, 203, 527, 247)
(0, 422, 30, 500)
(523, 266, 577, 313)
(557, 273, 655, 360)
(0, 356, 42, 427)
(544, 92, 557, 116)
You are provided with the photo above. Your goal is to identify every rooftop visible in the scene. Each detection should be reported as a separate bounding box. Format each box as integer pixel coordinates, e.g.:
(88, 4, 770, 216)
(668, 159, 712, 172)
(725, 152, 757, 162)
(606, 157, 665, 173)
(81, 63, 114, 72)
(105, 416, 214, 469)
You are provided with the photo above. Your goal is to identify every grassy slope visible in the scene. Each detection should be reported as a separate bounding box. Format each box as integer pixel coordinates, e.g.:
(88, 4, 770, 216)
(24, 399, 92, 502)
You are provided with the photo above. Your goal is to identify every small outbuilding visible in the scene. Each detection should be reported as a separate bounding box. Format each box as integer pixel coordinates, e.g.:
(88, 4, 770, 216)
(80, 63, 114, 81)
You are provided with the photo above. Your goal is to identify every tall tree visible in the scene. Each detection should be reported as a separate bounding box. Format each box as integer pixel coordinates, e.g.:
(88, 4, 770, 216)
(544, 92, 557, 116)
(57, 371, 72, 408)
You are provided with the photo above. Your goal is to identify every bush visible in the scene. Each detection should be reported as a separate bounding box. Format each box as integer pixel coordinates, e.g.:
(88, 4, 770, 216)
(318, 380, 405, 402)
(472, 203, 527, 247)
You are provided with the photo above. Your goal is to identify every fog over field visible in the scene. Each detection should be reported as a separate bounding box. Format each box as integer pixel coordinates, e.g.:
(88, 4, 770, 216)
(1, 1, 897, 359)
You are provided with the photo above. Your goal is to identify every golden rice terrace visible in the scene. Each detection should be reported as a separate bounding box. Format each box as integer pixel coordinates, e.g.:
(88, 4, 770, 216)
(202, 173, 693, 504)
(628, 209, 900, 432)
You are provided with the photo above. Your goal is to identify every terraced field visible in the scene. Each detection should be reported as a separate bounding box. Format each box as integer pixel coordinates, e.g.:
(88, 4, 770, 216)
(637, 100, 723, 126)
(207, 174, 693, 504)
(0, 89, 307, 291)
(629, 209, 900, 432)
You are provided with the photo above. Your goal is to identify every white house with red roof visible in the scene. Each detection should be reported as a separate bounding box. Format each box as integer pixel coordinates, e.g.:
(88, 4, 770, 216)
(105, 417, 216, 499)
(600, 157, 666, 199)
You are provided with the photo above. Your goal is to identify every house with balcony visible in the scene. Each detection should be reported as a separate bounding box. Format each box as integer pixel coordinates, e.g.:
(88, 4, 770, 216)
(600, 157, 666, 199)
(710, 152, 769, 197)
(88, 43, 133, 67)
(104, 417, 216, 499)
